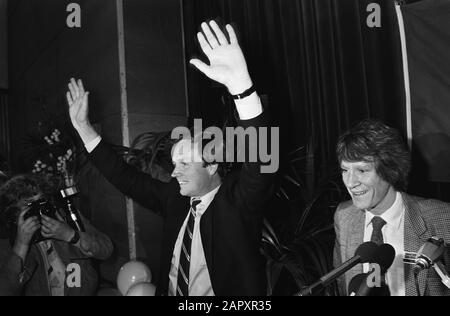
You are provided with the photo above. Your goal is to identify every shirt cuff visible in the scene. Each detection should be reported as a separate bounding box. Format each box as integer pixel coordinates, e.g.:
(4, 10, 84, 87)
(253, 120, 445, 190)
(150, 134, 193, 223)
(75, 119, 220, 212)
(85, 136, 102, 153)
(234, 92, 263, 120)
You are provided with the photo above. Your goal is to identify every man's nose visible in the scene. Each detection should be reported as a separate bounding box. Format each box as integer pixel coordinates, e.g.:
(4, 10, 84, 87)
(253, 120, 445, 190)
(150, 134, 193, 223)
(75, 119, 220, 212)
(345, 171, 360, 188)
(171, 166, 180, 178)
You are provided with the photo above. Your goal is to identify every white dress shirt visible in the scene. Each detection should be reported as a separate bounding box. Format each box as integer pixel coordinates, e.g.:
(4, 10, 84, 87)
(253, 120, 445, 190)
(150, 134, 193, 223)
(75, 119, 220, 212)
(168, 186, 220, 296)
(363, 191, 406, 296)
(85, 135, 102, 153)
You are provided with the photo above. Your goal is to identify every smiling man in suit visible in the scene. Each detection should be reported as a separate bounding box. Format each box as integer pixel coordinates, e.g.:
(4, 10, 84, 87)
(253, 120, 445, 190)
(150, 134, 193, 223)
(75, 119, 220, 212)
(66, 21, 275, 296)
(333, 119, 450, 296)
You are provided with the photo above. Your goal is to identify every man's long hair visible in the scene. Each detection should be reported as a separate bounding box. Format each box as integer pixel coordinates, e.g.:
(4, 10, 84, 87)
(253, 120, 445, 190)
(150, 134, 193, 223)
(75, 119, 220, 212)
(336, 119, 411, 191)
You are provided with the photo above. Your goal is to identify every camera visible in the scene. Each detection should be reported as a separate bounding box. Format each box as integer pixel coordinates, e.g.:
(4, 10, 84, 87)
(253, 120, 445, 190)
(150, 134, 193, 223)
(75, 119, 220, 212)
(24, 198, 58, 221)
(24, 198, 58, 243)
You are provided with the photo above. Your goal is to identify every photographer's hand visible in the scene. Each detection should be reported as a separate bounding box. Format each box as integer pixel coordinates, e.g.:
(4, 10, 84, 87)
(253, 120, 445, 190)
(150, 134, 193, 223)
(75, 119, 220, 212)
(41, 213, 75, 243)
(13, 209, 41, 261)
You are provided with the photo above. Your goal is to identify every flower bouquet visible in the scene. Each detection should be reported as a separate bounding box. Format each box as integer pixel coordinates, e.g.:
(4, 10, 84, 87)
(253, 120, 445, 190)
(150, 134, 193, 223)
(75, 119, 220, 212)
(27, 125, 78, 190)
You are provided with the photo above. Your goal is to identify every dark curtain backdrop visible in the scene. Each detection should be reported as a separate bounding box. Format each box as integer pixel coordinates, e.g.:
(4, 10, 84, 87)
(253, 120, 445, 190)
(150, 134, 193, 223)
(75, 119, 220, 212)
(0, 0, 7, 90)
(400, 0, 450, 200)
(182, 0, 406, 188)
(0, 90, 8, 160)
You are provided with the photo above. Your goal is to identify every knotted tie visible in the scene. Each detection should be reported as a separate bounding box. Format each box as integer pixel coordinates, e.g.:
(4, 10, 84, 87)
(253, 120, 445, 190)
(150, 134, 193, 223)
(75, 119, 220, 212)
(370, 216, 390, 295)
(176, 199, 201, 296)
(371, 216, 386, 245)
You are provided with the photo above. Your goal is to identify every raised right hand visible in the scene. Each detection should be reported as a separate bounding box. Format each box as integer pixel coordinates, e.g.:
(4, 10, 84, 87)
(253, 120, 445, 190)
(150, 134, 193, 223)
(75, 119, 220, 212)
(66, 78, 99, 144)
(67, 78, 90, 130)
(190, 21, 253, 95)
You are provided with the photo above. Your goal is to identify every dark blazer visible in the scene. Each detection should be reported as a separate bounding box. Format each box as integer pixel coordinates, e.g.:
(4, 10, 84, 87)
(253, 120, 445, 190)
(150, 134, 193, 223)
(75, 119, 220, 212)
(334, 193, 450, 296)
(88, 112, 274, 296)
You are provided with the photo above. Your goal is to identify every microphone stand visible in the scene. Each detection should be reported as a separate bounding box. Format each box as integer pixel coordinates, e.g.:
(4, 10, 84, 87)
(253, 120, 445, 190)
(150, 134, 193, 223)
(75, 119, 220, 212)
(60, 184, 85, 232)
(295, 242, 379, 296)
(295, 256, 362, 296)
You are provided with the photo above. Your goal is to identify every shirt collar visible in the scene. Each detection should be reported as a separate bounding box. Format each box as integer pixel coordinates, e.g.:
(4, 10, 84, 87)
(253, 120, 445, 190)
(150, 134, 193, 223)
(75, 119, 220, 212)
(190, 185, 221, 216)
(365, 191, 404, 230)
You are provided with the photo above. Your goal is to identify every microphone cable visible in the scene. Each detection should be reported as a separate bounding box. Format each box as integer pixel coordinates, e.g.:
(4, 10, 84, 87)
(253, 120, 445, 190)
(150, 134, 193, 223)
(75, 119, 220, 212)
(413, 267, 421, 297)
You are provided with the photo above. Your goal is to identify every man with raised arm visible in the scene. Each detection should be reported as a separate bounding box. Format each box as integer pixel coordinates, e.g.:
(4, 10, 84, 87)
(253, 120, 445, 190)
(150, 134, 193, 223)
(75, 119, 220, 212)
(66, 21, 274, 296)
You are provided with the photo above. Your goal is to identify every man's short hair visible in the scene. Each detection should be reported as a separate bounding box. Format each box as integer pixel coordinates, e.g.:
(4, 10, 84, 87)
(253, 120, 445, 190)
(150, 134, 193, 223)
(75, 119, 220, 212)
(336, 119, 411, 191)
(172, 130, 230, 178)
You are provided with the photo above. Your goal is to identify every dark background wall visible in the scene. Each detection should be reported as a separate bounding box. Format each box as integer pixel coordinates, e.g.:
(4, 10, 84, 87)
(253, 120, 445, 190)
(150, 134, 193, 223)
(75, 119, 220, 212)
(0, 0, 6, 90)
(7, 0, 187, 285)
(122, 0, 187, 282)
(0, 0, 7, 161)
(8, 0, 127, 284)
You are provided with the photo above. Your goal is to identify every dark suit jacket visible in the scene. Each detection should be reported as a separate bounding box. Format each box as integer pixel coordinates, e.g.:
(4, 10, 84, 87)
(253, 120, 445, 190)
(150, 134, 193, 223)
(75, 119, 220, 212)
(88, 112, 274, 296)
(334, 193, 450, 296)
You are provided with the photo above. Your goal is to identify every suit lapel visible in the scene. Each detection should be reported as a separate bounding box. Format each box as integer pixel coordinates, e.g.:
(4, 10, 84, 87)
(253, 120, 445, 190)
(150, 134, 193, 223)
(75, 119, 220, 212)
(168, 197, 191, 242)
(200, 201, 213, 274)
(345, 208, 365, 289)
(402, 193, 432, 296)
(200, 192, 219, 286)
(160, 196, 190, 294)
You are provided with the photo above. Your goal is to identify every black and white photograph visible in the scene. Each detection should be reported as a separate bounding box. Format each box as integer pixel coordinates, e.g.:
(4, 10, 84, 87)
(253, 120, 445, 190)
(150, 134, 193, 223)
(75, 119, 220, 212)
(0, 0, 449, 300)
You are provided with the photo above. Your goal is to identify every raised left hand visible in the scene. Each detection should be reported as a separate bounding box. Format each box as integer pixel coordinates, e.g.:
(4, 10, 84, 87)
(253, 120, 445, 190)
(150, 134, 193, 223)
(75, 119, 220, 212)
(41, 213, 75, 242)
(190, 21, 253, 95)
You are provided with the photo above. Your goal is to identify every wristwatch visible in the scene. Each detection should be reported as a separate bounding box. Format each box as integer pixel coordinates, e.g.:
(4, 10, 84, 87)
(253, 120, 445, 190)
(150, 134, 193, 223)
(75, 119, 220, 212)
(230, 85, 256, 100)
(69, 230, 81, 245)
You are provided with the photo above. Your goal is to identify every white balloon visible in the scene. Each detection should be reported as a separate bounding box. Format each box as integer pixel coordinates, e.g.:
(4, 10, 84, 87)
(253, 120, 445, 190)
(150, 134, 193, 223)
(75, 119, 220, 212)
(117, 261, 152, 295)
(126, 282, 156, 296)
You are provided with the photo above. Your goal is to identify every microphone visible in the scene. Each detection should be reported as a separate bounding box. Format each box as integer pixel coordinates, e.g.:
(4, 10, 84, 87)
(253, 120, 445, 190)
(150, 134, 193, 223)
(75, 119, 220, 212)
(296, 241, 378, 296)
(348, 243, 396, 296)
(60, 186, 85, 232)
(414, 237, 450, 290)
(415, 237, 445, 270)
(348, 273, 368, 296)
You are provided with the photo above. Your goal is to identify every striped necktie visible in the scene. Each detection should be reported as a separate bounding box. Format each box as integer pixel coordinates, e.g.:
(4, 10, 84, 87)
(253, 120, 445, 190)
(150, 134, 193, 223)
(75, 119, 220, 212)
(176, 199, 201, 296)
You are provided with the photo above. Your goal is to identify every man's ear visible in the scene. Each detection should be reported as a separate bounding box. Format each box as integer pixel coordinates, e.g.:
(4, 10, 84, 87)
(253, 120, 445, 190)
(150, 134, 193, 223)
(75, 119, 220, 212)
(206, 163, 219, 176)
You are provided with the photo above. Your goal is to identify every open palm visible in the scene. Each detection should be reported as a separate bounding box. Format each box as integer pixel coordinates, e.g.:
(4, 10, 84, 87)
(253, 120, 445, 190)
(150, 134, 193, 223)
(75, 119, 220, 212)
(66, 78, 90, 130)
(66, 78, 99, 144)
(190, 21, 252, 95)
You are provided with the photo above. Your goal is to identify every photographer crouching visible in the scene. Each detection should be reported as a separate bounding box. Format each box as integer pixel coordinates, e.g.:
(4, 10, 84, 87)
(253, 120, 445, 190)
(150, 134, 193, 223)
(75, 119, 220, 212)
(0, 174, 113, 296)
